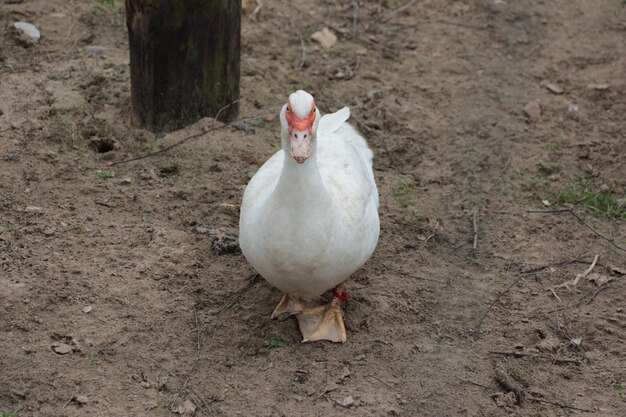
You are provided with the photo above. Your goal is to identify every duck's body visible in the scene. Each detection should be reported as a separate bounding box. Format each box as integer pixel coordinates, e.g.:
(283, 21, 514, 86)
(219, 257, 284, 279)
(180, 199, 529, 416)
(239, 91, 379, 343)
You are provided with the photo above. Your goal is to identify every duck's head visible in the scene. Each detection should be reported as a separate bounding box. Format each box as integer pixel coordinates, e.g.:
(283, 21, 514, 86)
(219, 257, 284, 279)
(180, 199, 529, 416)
(280, 90, 319, 164)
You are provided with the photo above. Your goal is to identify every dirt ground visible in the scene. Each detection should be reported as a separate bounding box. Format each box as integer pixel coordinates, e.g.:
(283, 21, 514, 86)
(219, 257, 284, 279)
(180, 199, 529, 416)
(1, 0, 625, 416)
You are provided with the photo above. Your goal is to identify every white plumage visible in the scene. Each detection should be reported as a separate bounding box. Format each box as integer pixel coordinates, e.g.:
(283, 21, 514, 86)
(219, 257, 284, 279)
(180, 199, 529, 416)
(239, 91, 379, 301)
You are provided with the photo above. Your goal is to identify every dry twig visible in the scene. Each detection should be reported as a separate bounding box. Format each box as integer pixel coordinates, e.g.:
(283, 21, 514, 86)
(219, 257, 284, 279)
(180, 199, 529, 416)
(473, 253, 587, 340)
(111, 111, 273, 166)
(471, 208, 478, 251)
(528, 397, 594, 412)
(366, 374, 393, 389)
(168, 310, 203, 415)
(463, 375, 594, 412)
(458, 377, 492, 390)
(553, 254, 599, 291)
(380, 0, 418, 22)
(528, 208, 626, 252)
(373, 260, 445, 283)
(351, 0, 358, 37)
(216, 273, 261, 314)
(150, 359, 214, 416)
(535, 280, 623, 318)
(288, 20, 306, 69)
(489, 350, 582, 365)
(549, 287, 562, 302)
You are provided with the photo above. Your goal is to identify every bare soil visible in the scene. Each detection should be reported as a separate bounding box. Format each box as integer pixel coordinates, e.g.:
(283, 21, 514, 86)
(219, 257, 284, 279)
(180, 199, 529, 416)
(1, 1, 625, 416)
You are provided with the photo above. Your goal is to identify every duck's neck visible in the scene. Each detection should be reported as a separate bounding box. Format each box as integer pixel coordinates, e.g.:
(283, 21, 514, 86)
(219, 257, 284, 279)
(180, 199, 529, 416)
(273, 150, 331, 210)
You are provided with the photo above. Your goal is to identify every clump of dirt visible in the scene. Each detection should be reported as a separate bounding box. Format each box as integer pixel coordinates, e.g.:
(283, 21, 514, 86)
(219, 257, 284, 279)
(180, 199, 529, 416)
(1, 1, 625, 416)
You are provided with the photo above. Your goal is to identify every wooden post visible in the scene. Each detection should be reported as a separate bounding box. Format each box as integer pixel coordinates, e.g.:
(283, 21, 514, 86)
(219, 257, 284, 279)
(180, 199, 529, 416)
(125, 0, 240, 132)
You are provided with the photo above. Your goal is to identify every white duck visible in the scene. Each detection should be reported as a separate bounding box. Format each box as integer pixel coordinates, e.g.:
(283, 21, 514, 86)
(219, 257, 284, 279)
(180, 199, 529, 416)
(239, 90, 379, 343)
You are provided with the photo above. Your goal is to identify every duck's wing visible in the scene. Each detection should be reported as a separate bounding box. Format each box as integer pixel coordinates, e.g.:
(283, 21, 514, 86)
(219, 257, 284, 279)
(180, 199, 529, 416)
(318, 107, 374, 163)
(318, 106, 350, 135)
(241, 149, 284, 213)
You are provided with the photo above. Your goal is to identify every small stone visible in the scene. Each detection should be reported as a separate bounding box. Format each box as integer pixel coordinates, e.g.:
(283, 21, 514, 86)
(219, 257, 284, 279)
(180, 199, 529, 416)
(75, 395, 88, 405)
(25, 205, 42, 212)
(140, 381, 151, 388)
(13, 22, 40, 42)
(53, 343, 73, 355)
(404, 241, 418, 249)
(586, 83, 610, 91)
(354, 354, 366, 361)
(567, 103, 579, 113)
(82, 305, 93, 314)
(542, 81, 563, 94)
(121, 177, 132, 185)
(541, 199, 551, 207)
(233, 120, 255, 134)
(84, 45, 108, 55)
(155, 132, 166, 140)
(569, 337, 582, 347)
(522, 100, 541, 122)
(366, 89, 383, 100)
(219, 203, 237, 214)
(311, 27, 337, 49)
(341, 395, 354, 408)
(43, 227, 55, 236)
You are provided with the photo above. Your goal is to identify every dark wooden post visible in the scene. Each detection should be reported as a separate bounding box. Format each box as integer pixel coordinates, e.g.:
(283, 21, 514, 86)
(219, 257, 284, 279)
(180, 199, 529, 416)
(125, 0, 240, 132)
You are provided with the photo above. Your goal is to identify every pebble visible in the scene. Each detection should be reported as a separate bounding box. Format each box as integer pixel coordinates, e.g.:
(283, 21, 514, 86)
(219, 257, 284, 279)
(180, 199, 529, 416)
(354, 354, 366, 361)
(522, 100, 541, 122)
(140, 381, 151, 388)
(25, 205, 42, 212)
(82, 305, 93, 314)
(75, 395, 88, 405)
(53, 342, 73, 355)
(341, 395, 354, 408)
(367, 89, 383, 100)
(194, 225, 211, 234)
(84, 45, 108, 55)
(542, 81, 563, 95)
(121, 177, 132, 185)
(233, 120, 255, 134)
(586, 83, 610, 91)
(13, 22, 40, 42)
(43, 227, 55, 237)
(311, 27, 337, 49)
